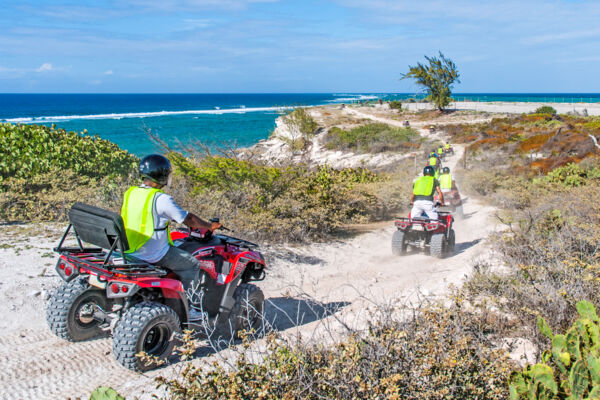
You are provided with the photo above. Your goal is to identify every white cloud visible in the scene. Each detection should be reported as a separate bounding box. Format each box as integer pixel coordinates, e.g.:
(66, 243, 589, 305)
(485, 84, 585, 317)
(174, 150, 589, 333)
(104, 70, 114, 75)
(36, 63, 53, 72)
(522, 28, 600, 45)
(182, 18, 213, 29)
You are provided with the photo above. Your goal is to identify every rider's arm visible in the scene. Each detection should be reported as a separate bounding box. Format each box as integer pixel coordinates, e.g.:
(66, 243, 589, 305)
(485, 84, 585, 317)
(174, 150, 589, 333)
(183, 213, 221, 231)
(410, 192, 415, 204)
(436, 186, 445, 205)
(156, 194, 221, 231)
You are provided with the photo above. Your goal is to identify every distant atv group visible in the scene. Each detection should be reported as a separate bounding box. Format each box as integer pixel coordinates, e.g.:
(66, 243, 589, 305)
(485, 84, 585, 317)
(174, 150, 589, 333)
(392, 143, 463, 259)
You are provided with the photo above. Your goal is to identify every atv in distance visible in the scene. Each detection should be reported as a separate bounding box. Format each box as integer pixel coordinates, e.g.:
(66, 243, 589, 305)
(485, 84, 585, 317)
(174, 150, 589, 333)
(46, 203, 267, 372)
(435, 189, 464, 218)
(392, 206, 455, 258)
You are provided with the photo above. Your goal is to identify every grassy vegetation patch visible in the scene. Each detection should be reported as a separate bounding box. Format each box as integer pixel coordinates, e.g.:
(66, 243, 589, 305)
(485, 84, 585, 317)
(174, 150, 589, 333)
(445, 114, 599, 174)
(325, 123, 420, 153)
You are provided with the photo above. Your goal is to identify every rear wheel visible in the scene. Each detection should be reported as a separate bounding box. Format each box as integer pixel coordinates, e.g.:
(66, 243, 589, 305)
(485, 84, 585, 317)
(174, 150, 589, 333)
(113, 301, 180, 372)
(446, 229, 456, 256)
(429, 233, 446, 258)
(216, 284, 264, 340)
(46, 278, 108, 342)
(392, 230, 408, 256)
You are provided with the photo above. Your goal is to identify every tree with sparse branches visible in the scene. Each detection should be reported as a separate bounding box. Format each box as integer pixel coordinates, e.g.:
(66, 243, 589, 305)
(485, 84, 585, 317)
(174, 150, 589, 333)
(401, 52, 460, 111)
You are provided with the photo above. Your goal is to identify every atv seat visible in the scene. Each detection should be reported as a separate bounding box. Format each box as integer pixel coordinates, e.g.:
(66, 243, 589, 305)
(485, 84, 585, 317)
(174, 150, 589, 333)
(67, 202, 130, 253)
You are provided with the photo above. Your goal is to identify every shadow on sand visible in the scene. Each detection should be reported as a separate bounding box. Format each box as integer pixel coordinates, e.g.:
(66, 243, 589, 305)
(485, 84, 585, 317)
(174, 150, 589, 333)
(454, 238, 481, 255)
(265, 297, 351, 331)
(179, 297, 351, 361)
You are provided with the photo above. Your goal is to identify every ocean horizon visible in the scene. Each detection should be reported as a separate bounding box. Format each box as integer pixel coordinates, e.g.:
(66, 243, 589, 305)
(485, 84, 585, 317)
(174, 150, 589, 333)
(1, 93, 599, 155)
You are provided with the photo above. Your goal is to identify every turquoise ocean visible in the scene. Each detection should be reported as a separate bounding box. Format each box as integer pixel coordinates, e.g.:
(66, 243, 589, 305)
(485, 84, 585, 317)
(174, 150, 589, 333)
(1, 93, 599, 156)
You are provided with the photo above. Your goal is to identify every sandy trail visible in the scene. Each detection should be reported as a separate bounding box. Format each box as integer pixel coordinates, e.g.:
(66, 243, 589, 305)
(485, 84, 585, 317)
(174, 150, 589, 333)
(0, 144, 497, 399)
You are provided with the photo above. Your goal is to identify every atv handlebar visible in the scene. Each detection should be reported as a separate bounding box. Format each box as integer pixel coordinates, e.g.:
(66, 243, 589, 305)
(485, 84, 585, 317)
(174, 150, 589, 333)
(209, 217, 232, 232)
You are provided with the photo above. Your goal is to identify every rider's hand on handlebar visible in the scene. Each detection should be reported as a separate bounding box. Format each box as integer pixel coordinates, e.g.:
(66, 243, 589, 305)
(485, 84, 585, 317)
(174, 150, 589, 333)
(210, 221, 222, 231)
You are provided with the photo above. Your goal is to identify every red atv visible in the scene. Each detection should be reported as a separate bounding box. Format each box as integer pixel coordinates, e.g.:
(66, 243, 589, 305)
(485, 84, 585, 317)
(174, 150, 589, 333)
(46, 203, 267, 372)
(435, 189, 464, 218)
(392, 205, 455, 258)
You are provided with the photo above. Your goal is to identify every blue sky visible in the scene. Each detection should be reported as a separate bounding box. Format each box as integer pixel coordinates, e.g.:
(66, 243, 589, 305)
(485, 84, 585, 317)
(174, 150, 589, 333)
(1, 0, 599, 93)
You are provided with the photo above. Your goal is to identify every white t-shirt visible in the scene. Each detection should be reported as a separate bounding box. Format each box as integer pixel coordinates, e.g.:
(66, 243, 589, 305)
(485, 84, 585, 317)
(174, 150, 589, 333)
(129, 188, 188, 263)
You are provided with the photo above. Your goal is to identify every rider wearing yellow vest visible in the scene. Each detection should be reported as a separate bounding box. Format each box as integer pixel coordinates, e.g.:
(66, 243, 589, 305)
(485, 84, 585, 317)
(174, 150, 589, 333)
(410, 166, 445, 220)
(439, 166, 455, 193)
(121, 154, 221, 320)
(437, 147, 443, 156)
(428, 155, 437, 167)
(445, 143, 451, 150)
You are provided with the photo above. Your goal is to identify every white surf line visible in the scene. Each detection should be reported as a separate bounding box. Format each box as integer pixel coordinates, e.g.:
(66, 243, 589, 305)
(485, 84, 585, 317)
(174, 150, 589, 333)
(1, 105, 301, 124)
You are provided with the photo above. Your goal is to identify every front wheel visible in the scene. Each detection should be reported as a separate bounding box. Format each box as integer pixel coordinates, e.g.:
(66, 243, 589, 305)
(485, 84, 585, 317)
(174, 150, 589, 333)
(216, 283, 264, 340)
(392, 230, 408, 256)
(46, 278, 109, 342)
(113, 302, 181, 372)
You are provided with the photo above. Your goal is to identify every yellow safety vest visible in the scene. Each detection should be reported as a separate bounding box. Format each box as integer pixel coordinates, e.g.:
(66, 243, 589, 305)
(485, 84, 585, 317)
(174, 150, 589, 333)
(121, 186, 172, 253)
(445, 144, 450, 150)
(437, 147, 443, 154)
(413, 176, 435, 196)
(429, 156, 437, 166)
(440, 173, 452, 189)
(434, 170, 440, 180)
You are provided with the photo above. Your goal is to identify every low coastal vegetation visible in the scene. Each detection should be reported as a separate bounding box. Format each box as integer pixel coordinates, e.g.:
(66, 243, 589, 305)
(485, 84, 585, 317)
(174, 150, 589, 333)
(156, 304, 511, 399)
(8, 109, 600, 398)
(324, 123, 420, 153)
(443, 113, 600, 173)
(167, 152, 388, 241)
(0, 121, 413, 242)
(149, 112, 600, 399)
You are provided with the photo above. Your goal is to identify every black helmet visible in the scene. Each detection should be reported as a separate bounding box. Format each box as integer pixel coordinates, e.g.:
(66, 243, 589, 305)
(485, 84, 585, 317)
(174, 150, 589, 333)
(423, 166, 435, 176)
(442, 167, 450, 174)
(139, 154, 171, 186)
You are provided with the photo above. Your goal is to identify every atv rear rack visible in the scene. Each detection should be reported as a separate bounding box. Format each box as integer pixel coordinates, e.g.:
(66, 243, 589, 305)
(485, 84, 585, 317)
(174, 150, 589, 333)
(59, 252, 167, 278)
(54, 203, 169, 276)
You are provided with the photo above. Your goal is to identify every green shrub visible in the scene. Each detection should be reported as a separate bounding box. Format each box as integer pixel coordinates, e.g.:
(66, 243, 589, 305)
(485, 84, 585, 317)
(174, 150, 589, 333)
(534, 106, 558, 115)
(509, 301, 600, 399)
(325, 123, 420, 153)
(584, 121, 600, 131)
(0, 123, 138, 181)
(0, 123, 137, 222)
(541, 163, 600, 187)
(388, 100, 402, 110)
(89, 386, 125, 400)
